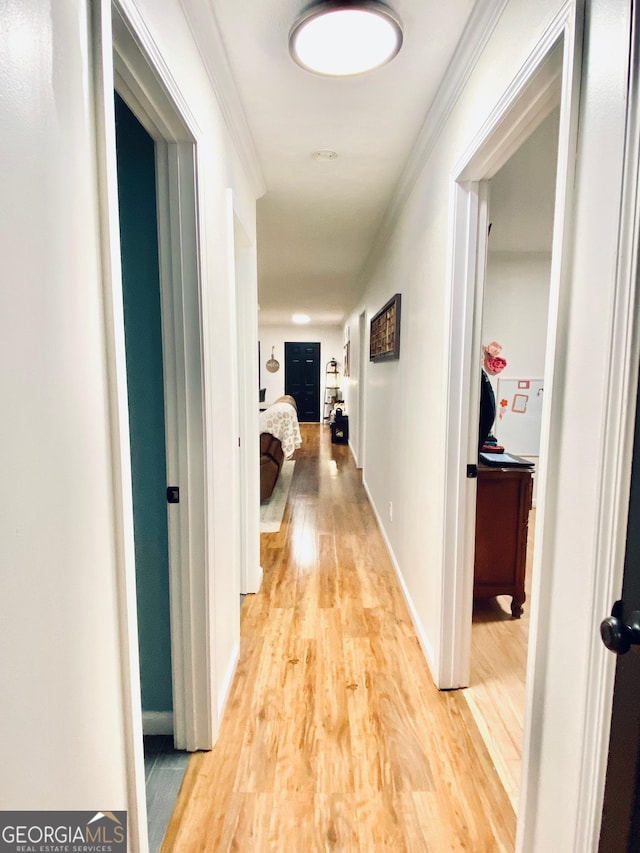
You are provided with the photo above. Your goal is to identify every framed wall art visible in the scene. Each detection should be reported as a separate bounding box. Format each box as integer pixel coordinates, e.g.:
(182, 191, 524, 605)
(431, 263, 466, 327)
(343, 325, 350, 377)
(369, 293, 401, 362)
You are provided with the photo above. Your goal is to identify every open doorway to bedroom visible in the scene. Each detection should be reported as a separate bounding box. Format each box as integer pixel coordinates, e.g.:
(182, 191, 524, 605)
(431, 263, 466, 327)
(463, 106, 560, 810)
(95, 3, 216, 848)
(113, 88, 193, 853)
(440, 10, 582, 835)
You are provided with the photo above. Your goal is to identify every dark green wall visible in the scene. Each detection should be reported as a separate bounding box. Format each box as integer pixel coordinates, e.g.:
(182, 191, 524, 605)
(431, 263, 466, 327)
(114, 93, 173, 714)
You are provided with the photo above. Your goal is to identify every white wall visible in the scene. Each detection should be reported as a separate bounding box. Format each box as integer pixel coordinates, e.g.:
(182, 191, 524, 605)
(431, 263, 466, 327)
(488, 107, 560, 253)
(483, 106, 558, 397)
(345, 0, 634, 849)
(0, 0, 127, 809)
(258, 324, 344, 412)
(0, 0, 259, 833)
(484, 252, 551, 385)
(481, 108, 557, 489)
(482, 105, 557, 431)
(483, 254, 551, 497)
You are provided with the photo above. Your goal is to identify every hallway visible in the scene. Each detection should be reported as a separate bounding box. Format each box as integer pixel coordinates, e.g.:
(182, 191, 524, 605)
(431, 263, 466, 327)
(165, 424, 514, 851)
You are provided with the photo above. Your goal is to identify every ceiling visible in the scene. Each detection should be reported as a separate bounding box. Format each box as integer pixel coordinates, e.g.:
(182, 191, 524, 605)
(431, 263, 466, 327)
(208, 0, 477, 325)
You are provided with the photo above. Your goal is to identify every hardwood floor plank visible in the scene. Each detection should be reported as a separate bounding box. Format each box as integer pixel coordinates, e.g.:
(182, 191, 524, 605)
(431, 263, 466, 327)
(166, 424, 515, 851)
(365, 642, 434, 794)
(215, 792, 258, 852)
(160, 752, 205, 853)
(272, 638, 317, 793)
(463, 509, 535, 811)
(314, 608, 355, 795)
(343, 637, 385, 795)
(315, 794, 362, 852)
(231, 608, 294, 794)
(318, 533, 338, 609)
(352, 792, 414, 851)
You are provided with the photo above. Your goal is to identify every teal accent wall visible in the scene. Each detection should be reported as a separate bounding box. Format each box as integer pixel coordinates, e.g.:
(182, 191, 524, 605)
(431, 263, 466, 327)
(114, 93, 173, 714)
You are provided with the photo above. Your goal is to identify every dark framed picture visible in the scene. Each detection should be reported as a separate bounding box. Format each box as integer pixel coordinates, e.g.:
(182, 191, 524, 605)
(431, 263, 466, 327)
(370, 293, 401, 362)
(343, 340, 350, 377)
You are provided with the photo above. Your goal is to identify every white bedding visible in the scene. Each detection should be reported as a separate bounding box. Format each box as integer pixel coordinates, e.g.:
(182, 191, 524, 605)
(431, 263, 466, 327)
(259, 401, 302, 458)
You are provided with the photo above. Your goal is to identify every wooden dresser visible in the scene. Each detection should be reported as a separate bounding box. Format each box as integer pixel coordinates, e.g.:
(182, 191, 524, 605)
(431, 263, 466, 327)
(474, 463, 533, 617)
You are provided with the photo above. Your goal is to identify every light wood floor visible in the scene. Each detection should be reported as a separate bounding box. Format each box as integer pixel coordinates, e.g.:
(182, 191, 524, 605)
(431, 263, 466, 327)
(164, 424, 515, 851)
(464, 511, 535, 812)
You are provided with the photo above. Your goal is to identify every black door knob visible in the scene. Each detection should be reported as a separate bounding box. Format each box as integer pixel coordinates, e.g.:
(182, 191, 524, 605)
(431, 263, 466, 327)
(601, 616, 633, 654)
(600, 602, 640, 655)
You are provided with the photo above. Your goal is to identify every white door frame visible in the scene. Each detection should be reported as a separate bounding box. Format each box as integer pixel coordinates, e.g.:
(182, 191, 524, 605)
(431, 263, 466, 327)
(93, 1, 214, 846)
(227, 191, 262, 594)
(357, 309, 367, 470)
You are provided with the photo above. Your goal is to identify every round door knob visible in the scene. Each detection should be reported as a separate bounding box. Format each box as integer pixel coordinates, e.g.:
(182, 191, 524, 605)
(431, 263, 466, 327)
(600, 616, 632, 655)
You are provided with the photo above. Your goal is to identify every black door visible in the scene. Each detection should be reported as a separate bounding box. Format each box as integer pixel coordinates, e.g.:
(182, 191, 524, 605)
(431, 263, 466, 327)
(599, 361, 640, 851)
(285, 342, 320, 422)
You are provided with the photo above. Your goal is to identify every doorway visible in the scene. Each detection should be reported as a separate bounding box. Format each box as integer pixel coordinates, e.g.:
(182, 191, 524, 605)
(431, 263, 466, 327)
(357, 310, 367, 469)
(93, 2, 216, 846)
(108, 2, 212, 757)
(114, 91, 194, 852)
(464, 107, 560, 810)
(285, 341, 321, 421)
(114, 93, 174, 732)
(440, 7, 583, 839)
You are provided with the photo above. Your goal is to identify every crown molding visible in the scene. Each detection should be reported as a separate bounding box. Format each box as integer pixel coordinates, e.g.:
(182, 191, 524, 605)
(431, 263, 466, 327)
(178, 0, 266, 199)
(356, 0, 509, 290)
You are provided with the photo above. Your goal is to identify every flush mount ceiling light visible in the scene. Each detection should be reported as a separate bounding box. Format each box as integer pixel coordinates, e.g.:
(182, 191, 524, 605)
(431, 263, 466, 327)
(292, 313, 311, 324)
(289, 1, 403, 77)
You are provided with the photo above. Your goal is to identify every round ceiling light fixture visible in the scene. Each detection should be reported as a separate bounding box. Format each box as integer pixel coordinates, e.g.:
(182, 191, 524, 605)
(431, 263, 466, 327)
(292, 313, 311, 324)
(289, 1, 403, 77)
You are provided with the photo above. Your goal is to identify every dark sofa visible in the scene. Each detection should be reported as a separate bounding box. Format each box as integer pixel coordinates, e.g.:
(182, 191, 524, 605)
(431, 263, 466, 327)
(260, 432, 285, 501)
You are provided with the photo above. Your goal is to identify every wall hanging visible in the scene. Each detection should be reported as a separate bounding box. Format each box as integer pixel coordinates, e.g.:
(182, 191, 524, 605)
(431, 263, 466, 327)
(370, 293, 401, 362)
(266, 346, 280, 373)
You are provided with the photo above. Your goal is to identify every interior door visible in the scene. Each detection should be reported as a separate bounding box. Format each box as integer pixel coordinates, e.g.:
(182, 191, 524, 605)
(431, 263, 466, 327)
(599, 361, 640, 851)
(114, 93, 173, 724)
(285, 342, 320, 421)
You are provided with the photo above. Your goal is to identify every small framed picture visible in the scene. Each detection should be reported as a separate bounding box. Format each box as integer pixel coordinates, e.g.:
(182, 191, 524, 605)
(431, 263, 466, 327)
(512, 394, 529, 413)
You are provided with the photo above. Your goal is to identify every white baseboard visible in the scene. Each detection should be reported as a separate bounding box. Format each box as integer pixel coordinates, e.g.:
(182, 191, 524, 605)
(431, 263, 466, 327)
(361, 478, 436, 678)
(142, 711, 173, 736)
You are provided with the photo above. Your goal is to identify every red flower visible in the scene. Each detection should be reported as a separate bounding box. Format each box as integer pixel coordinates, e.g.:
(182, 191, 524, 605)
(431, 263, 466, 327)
(484, 355, 507, 375)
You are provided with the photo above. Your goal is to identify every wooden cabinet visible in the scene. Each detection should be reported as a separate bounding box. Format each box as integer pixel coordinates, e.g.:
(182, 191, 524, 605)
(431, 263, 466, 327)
(330, 413, 349, 444)
(474, 464, 533, 618)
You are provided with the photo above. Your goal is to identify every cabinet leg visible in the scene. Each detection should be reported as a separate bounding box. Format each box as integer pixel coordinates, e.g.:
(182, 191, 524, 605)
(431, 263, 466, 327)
(511, 597, 524, 618)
